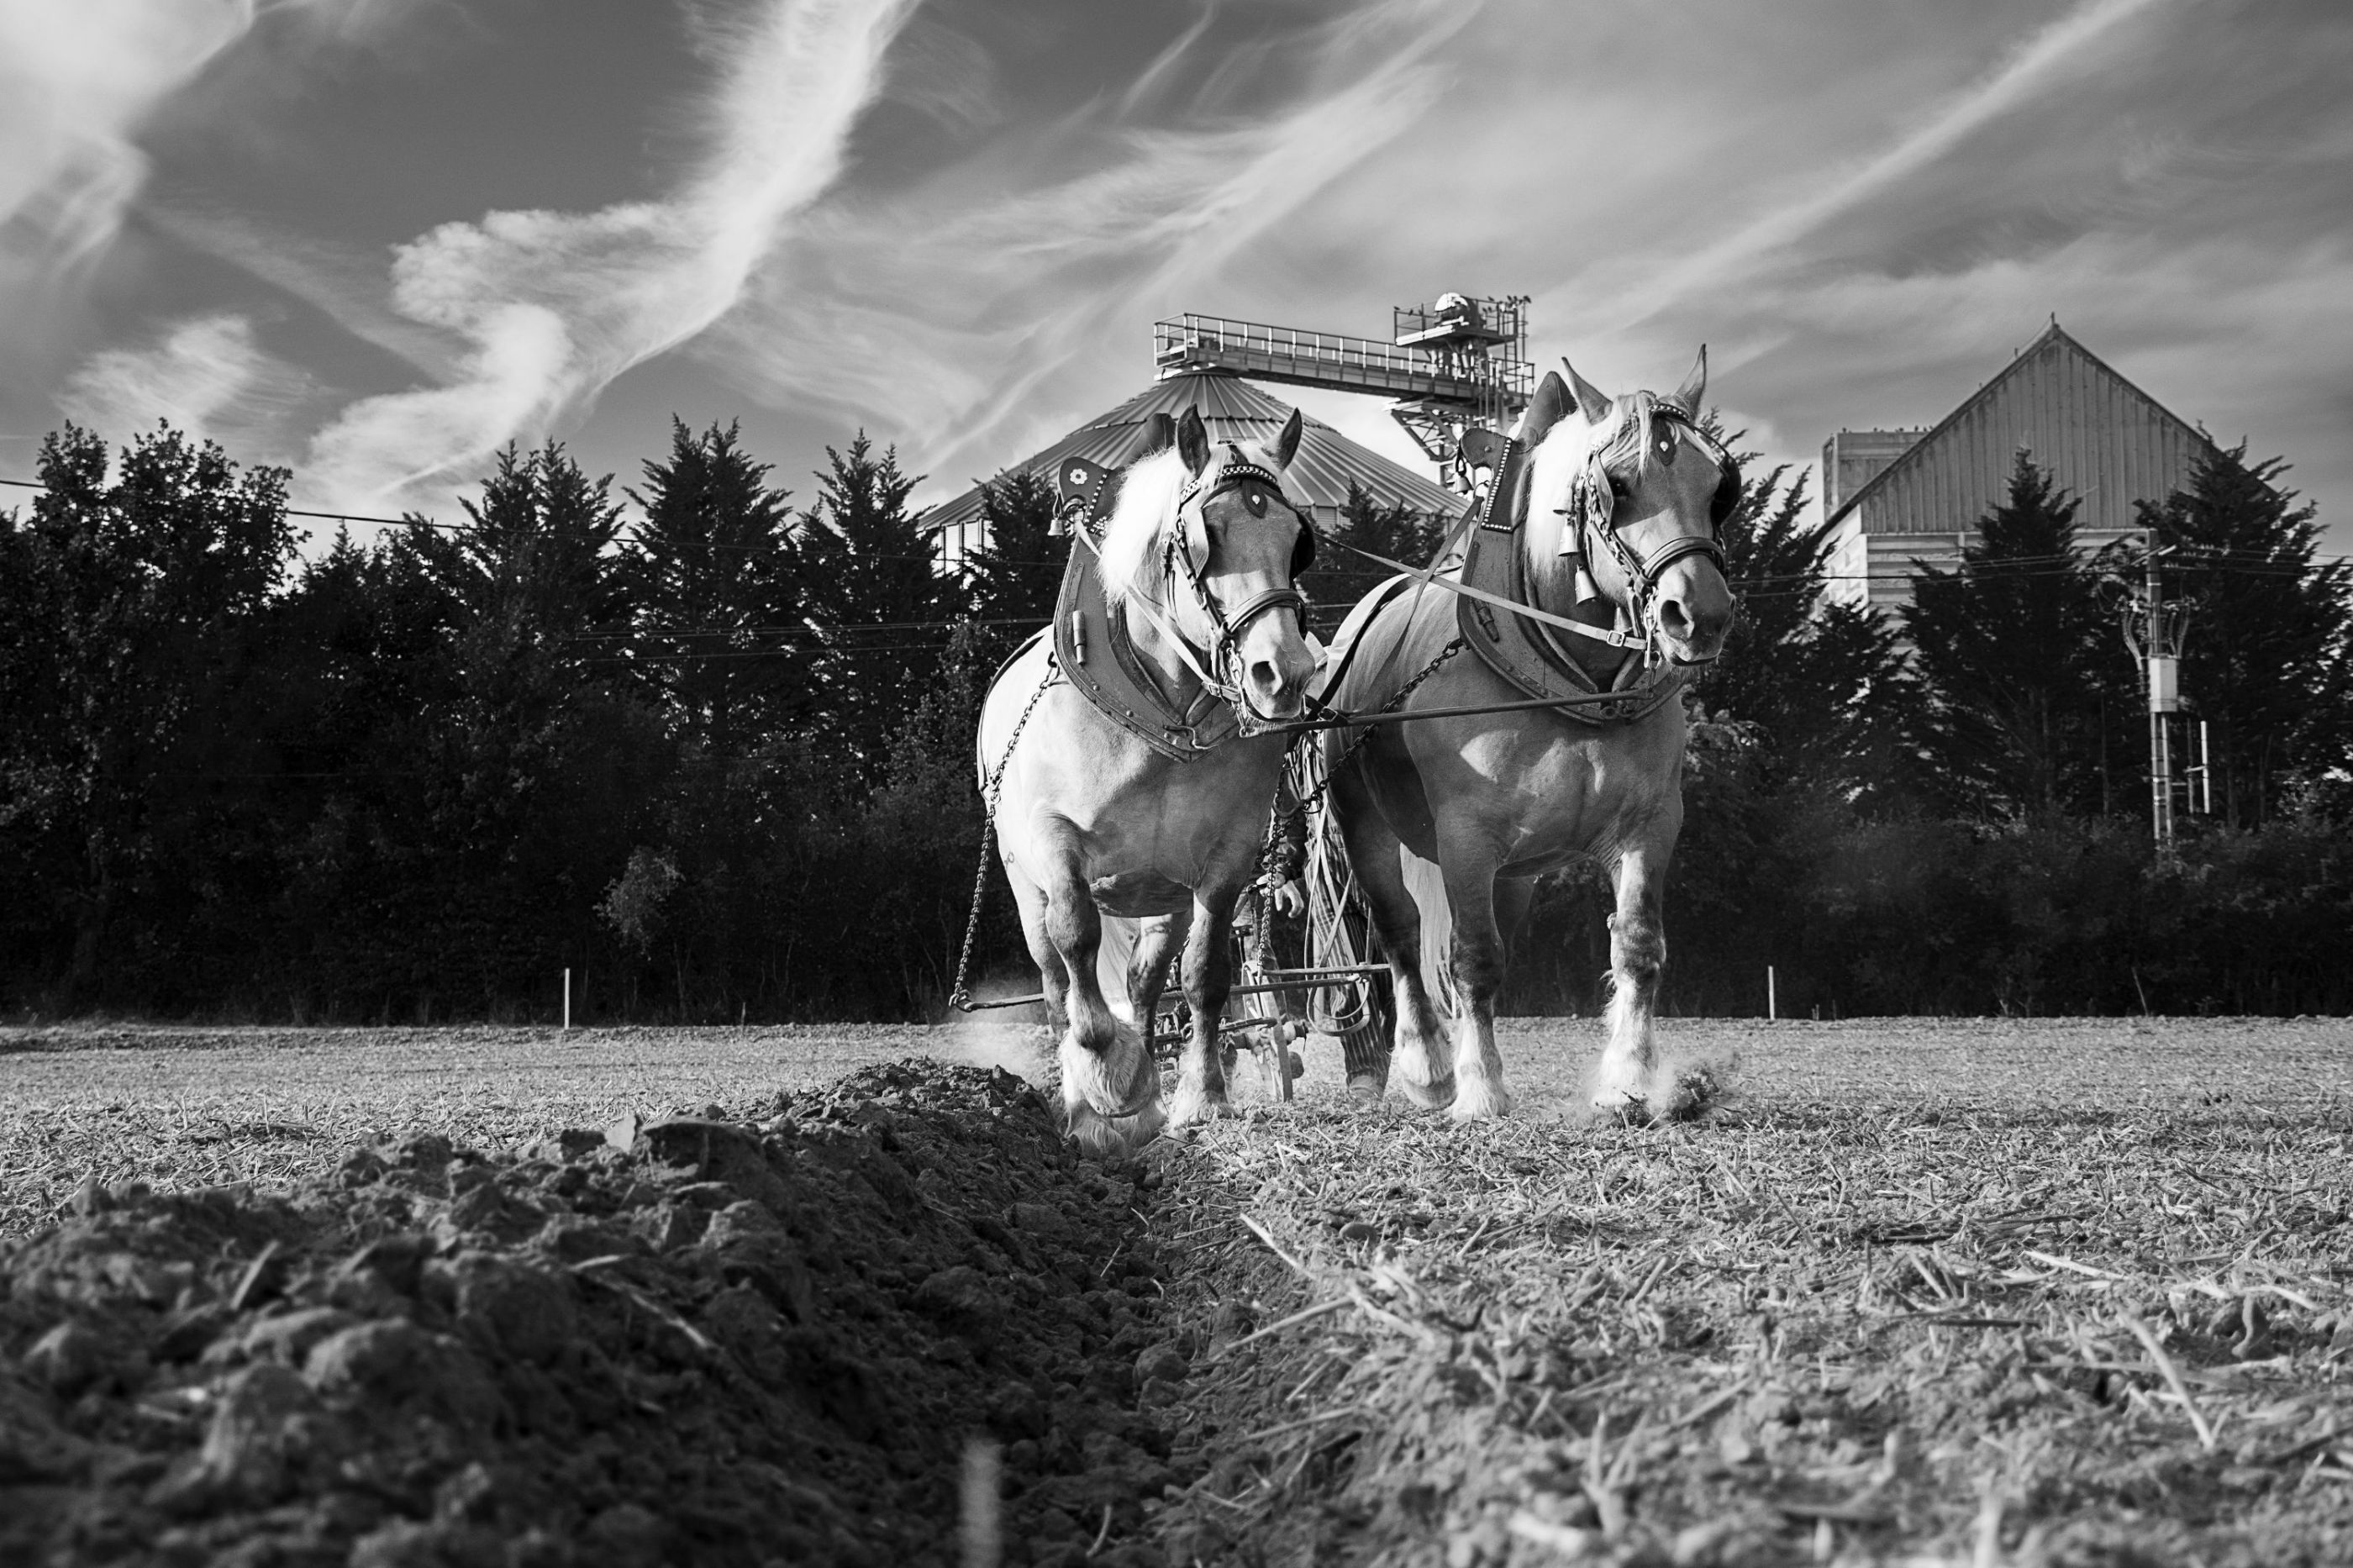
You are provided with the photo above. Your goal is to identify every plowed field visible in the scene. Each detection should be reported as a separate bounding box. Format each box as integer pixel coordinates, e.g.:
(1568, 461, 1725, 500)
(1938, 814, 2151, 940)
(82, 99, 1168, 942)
(7, 1017, 2351, 1566)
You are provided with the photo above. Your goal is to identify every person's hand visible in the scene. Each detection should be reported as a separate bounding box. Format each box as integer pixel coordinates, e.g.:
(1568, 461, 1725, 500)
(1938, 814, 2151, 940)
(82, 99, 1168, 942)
(1271, 879, 1306, 918)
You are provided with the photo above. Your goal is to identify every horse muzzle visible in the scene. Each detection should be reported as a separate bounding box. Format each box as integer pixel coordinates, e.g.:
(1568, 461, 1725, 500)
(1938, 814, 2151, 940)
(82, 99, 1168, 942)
(1234, 605, 1319, 720)
(1243, 658, 1313, 719)
(1650, 559, 1734, 666)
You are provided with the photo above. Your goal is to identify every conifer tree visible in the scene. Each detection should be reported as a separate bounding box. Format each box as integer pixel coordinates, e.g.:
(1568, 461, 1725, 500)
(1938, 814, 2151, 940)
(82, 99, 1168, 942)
(625, 419, 807, 756)
(1698, 455, 1915, 802)
(394, 441, 639, 887)
(796, 434, 954, 781)
(1903, 452, 2134, 818)
(406, 440, 630, 674)
(1315, 481, 1452, 637)
(2134, 445, 2351, 825)
(962, 468, 1066, 666)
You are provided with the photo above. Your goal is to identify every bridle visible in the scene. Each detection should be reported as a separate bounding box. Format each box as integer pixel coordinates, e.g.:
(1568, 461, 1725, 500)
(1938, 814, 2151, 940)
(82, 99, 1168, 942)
(1550, 400, 1738, 661)
(1161, 445, 1315, 720)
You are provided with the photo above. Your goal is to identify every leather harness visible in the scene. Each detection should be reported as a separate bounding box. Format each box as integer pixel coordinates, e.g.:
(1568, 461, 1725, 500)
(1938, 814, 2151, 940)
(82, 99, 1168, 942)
(1033, 398, 1736, 745)
(1039, 450, 1313, 761)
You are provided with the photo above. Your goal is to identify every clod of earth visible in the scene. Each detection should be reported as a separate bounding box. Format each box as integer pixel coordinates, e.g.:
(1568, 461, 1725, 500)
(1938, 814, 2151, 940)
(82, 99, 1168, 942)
(1, 1061, 1190, 1567)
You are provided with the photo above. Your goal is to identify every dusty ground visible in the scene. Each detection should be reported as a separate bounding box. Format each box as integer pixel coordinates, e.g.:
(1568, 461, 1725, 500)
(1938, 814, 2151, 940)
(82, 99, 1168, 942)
(8, 1016, 2352, 1565)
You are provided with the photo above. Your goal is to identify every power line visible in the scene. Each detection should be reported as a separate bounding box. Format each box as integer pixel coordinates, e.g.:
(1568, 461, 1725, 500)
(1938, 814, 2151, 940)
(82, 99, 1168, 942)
(11, 475, 2343, 613)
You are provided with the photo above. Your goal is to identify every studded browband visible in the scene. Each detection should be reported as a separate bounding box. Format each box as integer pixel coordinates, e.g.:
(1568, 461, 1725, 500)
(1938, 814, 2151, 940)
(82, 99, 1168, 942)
(1178, 458, 1285, 513)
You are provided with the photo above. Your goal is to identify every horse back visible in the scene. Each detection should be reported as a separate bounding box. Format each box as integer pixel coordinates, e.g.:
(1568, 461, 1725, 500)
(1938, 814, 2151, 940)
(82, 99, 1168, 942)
(1321, 571, 1689, 871)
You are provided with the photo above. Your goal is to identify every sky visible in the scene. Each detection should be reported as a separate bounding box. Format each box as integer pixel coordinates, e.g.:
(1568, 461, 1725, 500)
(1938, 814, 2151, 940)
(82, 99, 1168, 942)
(1, 0, 2347, 553)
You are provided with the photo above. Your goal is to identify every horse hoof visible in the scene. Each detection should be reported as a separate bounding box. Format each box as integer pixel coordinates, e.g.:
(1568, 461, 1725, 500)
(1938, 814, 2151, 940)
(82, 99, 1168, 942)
(1066, 1108, 1119, 1157)
(1449, 1078, 1513, 1122)
(1061, 1021, 1161, 1122)
(1069, 1100, 1166, 1157)
(1109, 1100, 1167, 1150)
(1397, 1074, 1455, 1111)
(1589, 1092, 1653, 1126)
(1166, 1084, 1233, 1129)
(1345, 1074, 1386, 1110)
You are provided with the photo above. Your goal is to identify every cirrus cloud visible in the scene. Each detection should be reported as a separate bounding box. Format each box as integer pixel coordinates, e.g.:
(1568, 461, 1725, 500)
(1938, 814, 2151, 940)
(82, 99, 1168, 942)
(300, 0, 922, 514)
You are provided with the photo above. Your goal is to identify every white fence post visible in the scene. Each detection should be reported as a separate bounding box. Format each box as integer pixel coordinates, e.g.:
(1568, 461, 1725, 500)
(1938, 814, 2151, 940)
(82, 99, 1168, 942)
(563, 968, 571, 1032)
(1767, 965, 1777, 1021)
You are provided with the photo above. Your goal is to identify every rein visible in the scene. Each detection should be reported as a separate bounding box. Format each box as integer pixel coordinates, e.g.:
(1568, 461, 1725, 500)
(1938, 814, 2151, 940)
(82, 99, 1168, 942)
(1307, 527, 1649, 650)
(1289, 401, 1733, 730)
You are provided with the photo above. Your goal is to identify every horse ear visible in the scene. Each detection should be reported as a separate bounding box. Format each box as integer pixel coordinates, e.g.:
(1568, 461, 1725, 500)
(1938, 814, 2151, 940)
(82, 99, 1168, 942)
(1674, 345, 1708, 415)
(1561, 359, 1613, 424)
(1131, 412, 1176, 461)
(1517, 371, 1573, 446)
(1176, 408, 1212, 476)
(1270, 407, 1303, 470)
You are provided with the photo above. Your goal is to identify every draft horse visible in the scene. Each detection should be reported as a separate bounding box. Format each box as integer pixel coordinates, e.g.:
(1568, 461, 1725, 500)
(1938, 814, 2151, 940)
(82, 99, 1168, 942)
(977, 407, 1320, 1153)
(1323, 353, 1737, 1118)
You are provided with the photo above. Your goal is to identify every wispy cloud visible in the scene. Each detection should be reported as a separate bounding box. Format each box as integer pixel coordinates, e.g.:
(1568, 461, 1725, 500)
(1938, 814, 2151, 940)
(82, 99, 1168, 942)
(302, 0, 920, 512)
(712, 0, 1477, 492)
(57, 312, 313, 456)
(1602, 0, 2179, 329)
(0, 0, 255, 271)
(0, 1, 418, 271)
(140, 203, 456, 377)
(10, 0, 2348, 550)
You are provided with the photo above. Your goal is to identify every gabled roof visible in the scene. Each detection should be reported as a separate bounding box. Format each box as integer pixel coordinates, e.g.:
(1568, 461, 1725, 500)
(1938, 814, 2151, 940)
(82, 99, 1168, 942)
(924, 369, 1466, 538)
(1827, 324, 2214, 538)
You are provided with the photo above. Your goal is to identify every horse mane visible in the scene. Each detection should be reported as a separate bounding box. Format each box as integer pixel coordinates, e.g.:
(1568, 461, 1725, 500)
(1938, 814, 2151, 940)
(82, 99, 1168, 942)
(1521, 390, 1668, 603)
(1097, 444, 1192, 610)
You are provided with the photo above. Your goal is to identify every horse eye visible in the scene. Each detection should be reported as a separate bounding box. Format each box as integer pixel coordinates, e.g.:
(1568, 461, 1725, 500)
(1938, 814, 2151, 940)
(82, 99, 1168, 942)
(1245, 492, 1266, 515)
(1608, 475, 1629, 499)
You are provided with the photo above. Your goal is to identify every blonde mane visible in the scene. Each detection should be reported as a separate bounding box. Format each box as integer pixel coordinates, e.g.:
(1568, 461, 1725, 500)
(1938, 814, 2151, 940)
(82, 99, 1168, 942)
(1095, 445, 1189, 609)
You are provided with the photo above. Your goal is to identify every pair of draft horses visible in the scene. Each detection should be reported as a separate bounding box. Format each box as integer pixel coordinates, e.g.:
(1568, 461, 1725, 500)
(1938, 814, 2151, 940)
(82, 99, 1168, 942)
(977, 355, 1737, 1154)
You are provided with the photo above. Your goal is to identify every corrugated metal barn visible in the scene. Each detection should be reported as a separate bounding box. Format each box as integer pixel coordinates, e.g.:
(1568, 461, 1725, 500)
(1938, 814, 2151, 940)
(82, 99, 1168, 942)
(924, 368, 1464, 566)
(1822, 324, 2215, 613)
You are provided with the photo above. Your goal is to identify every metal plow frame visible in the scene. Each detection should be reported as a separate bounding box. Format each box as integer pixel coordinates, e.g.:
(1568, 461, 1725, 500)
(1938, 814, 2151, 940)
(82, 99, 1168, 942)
(1145, 745, 1393, 1102)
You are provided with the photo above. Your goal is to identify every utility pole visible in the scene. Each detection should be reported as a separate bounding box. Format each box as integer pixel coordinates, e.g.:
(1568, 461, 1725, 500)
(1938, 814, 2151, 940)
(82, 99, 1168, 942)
(2121, 527, 2188, 847)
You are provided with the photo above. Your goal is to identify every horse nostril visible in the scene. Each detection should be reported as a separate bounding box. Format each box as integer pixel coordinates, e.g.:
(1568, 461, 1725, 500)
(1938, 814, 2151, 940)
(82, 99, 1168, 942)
(1249, 659, 1279, 692)
(1658, 598, 1692, 638)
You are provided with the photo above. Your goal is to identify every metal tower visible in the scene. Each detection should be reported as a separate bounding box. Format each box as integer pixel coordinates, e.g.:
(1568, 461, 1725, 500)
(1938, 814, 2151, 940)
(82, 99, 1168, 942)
(2121, 529, 2203, 845)
(1151, 293, 1532, 489)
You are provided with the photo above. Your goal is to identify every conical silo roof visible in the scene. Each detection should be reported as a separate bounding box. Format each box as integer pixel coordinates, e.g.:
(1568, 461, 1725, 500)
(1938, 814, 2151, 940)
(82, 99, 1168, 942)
(926, 369, 1465, 548)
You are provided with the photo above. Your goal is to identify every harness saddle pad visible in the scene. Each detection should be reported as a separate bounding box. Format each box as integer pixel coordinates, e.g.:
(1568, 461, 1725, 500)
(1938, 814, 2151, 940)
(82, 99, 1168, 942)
(1049, 468, 1238, 762)
(1308, 571, 1419, 713)
(1455, 451, 1686, 727)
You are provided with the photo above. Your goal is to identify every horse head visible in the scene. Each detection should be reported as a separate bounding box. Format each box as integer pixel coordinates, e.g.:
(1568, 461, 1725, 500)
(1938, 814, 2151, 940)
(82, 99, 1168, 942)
(1166, 404, 1319, 719)
(1521, 350, 1737, 666)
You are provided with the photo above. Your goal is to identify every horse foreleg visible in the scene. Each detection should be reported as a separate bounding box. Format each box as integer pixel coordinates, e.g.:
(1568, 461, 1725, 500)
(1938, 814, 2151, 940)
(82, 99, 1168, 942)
(1008, 863, 1066, 1020)
(1125, 910, 1190, 1044)
(1439, 851, 1513, 1122)
(1332, 776, 1448, 1109)
(1168, 888, 1240, 1129)
(1036, 846, 1162, 1153)
(1594, 835, 1671, 1116)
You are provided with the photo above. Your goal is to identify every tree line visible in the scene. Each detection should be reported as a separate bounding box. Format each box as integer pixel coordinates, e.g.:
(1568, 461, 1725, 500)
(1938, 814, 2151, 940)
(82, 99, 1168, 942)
(2, 417, 2347, 1022)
